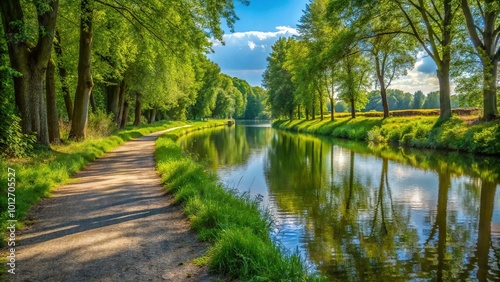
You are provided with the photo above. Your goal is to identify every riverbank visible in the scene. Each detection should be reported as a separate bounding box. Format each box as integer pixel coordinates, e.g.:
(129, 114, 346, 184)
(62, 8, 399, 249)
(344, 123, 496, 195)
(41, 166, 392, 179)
(0, 120, 227, 247)
(155, 128, 325, 281)
(0, 120, 230, 279)
(273, 116, 500, 155)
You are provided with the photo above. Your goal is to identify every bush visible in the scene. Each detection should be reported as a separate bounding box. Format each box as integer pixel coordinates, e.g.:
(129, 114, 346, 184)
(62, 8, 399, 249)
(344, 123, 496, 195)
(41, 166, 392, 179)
(366, 126, 385, 144)
(0, 100, 35, 158)
(87, 110, 117, 138)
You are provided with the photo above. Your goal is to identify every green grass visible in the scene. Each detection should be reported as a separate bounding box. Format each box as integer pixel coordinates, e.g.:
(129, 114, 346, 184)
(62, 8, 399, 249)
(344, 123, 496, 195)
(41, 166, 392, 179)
(155, 126, 326, 281)
(274, 115, 500, 155)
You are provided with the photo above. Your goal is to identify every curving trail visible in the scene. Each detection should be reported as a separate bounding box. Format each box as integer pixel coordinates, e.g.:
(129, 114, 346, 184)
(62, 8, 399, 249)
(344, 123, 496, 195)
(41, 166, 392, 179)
(14, 126, 215, 282)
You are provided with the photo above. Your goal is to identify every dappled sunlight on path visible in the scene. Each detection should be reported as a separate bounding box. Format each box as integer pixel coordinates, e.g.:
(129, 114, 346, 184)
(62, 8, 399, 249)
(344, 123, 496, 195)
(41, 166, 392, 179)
(14, 125, 216, 281)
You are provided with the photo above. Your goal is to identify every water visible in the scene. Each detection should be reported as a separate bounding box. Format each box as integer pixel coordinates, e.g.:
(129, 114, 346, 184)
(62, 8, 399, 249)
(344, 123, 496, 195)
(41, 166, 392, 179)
(177, 121, 500, 281)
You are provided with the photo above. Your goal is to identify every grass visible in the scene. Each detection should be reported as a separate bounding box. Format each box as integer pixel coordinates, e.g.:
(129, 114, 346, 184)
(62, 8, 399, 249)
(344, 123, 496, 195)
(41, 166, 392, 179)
(155, 126, 326, 281)
(273, 115, 500, 155)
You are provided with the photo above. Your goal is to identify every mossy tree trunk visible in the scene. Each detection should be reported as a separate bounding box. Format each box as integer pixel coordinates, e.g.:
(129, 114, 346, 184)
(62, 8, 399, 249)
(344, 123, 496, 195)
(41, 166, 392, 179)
(54, 30, 73, 121)
(46, 57, 60, 144)
(69, 0, 94, 141)
(0, 0, 59, 146)
(133, 92, 142, 126)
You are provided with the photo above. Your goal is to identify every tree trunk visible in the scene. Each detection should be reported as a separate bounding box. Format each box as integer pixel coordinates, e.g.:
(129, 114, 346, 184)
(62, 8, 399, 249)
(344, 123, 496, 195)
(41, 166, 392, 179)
(69, 0, 94, 141)
(54, 30, 73, 121)
(436, 63, 452, 120)
(305, 108, 309, 120)
(133, 93, 142, 126)
(297, 105, 301, 119)
(0, 0, 58, 146)
(312, 101, 316, 120)
(436, 171, 450, 281)
(148, 108, 156, 124)
(106, 83, 120, 118)
(376, 61, 390, 118)
(476, 180, 496, 280)
(46, 57, 60, 144)
(320, 98, 324, 120)
(380, 86, 389, 118)
(350, 98, 356, 118)
(330, 98, 335, 121)
(437, 0, 452, 120)
(90, 90, 97, 113)
(31, 65, 50, 147)
(461, 0, 499, 120)
(116, 80, 126, 125)
(120, 100, 129, 129)
(289, 109, 293, 121)
(482, 62, 499, 120)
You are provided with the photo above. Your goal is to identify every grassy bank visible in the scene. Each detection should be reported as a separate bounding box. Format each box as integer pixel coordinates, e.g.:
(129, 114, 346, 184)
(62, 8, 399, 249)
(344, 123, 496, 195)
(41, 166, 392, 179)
(273, 115, 500, 155)
(0, 120, 195, 246)
(156, 127, 325, 281)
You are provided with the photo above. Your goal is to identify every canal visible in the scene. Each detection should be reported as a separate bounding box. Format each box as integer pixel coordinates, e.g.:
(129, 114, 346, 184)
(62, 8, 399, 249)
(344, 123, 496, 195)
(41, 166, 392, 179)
(177, 121, 500, 281)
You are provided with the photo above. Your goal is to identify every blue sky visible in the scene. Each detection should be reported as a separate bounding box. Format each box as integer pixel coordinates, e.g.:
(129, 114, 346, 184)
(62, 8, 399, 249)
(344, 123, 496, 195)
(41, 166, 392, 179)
(208, 0, 443, 94)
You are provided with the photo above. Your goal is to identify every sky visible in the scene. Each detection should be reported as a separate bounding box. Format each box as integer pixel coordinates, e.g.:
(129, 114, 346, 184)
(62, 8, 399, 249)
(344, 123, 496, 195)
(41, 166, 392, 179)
(207, 0, 443, 95)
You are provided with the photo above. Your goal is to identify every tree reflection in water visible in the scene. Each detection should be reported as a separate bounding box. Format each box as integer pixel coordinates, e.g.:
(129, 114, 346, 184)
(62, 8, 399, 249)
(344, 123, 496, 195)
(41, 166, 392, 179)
(178, 124, 500, 281)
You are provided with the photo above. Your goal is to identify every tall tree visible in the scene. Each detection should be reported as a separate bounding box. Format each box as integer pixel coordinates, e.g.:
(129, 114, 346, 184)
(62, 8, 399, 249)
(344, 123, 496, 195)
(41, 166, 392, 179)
(190, 57, 221, 120)
(264, 38, 297, 120)
(337, 52, 370, 118)
(461, 0, 500, 120)
(423, 91, 440, 109)
(367, 11, 416, 118)
(413, 90, 425, 109)
(69, 0, 93, 140)
(0, 0, 59, 146)
(69, 0, 248, 139)
(394, 0, 460, 120)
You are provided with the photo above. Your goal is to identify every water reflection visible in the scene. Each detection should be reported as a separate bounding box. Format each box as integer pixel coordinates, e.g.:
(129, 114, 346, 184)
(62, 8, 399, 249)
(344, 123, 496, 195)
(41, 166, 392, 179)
(177, 123, 500, 280)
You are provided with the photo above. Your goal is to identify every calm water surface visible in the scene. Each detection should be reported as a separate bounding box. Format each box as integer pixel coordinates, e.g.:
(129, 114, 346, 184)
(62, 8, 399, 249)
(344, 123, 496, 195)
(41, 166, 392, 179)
(178, 121, 500, 281)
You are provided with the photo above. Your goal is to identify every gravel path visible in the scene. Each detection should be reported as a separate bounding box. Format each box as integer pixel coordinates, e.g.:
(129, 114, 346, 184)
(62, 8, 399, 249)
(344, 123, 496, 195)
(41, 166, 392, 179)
(13, 126, 216, 282)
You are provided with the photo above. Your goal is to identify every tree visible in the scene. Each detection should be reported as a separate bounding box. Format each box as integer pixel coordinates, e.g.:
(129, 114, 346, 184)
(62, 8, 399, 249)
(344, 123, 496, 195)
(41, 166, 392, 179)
(423, 91, 440, 109)
(244, 86, 268, 119)
(461, 0, 500, 120)
(387, 89, 413, 110)
(263, 38, 297, 119)
(231, 77, 250, 118)
(413, 90, 425, 109)
(0, 0, 59, 146)
(394, 0, 460, 120)
(337, 52, 370, 118)
(69, 0, 93, 140)
(190, 57, 221, 120)
(69, 0, 248, 139)
(367, 14, 416, 118)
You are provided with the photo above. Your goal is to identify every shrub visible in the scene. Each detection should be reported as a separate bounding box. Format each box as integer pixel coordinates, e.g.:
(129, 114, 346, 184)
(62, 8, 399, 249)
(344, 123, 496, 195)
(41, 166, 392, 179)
(0, 100, 35, 158)
(87, 110, 117, 138)
(366, 126, 386, 144)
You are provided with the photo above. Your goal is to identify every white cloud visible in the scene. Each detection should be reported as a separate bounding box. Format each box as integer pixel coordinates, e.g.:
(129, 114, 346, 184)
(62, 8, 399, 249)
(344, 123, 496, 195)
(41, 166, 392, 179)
(208, 26, 299, 86)
(217, 26, 299, 43)
(248, 41, 256, 50)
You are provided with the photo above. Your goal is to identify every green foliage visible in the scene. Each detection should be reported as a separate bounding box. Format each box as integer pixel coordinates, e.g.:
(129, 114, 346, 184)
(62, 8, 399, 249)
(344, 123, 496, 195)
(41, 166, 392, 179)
(423, 91, 440, 109)
(244, 86, 268, 119)
(413, 90, 425, 109)
(366, 126, 386, 144)
(0, 101, 36, 158)
(190, 57, 221, 120)
(86, 110, 117, 139)
(263, 38, 297, 119)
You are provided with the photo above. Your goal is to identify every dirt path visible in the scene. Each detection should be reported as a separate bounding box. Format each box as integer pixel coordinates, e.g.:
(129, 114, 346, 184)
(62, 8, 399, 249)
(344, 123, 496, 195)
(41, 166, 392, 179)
(13, 126, 216, 282)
